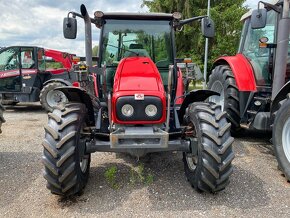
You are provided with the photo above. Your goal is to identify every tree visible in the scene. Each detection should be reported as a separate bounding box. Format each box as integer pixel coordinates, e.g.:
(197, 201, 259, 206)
(142, 0, 247, 71)
(92, 45, 99, 57)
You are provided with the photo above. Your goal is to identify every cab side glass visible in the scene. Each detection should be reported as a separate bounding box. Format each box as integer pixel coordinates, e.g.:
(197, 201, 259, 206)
(37, 49, 46, 71)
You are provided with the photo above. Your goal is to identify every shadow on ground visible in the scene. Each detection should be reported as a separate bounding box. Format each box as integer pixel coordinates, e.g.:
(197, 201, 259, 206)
(57, 151, 270, 213)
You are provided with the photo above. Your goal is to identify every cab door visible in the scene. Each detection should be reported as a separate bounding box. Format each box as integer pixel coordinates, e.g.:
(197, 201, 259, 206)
(241, 10, 278, 86)
(0, 47, 22, 92)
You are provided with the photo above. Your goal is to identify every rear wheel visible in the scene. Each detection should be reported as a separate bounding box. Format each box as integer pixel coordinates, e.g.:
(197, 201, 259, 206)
(183, 102, 234, 193)
(42, 103, 91, 196)
(207, 65, 241, 134)
(40, 82, 68, 112)
(273, 94, 290, 181)
(0, 103, 5, 133)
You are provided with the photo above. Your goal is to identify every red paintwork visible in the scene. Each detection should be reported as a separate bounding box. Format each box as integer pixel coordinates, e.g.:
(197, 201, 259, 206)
(112, 57, 166, 124)
(92, 74, 99, 97)
(46, 68, 69, 74)
(0, 69, 37, 79)
(175, 68, 185, 105)
(215, 54, 257, 91)
(44, 49, 73, 71)
(72, 82, 80, 87)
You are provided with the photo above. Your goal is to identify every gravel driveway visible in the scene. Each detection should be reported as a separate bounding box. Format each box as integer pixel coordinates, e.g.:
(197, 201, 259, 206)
(0, 103, 289, 217)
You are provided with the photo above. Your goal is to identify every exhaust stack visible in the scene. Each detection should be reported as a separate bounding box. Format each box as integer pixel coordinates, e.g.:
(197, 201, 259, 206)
(80, 4, 93, 68)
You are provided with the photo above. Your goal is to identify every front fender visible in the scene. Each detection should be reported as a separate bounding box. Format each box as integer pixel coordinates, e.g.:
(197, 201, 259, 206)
(178, 89, 219, 122)
(55, 87, 97, 125)
(213, 54, 256, 91)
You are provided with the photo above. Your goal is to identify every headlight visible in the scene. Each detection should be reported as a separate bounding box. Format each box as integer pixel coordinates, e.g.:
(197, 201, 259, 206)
(145, 104, 157, 117)
(121, 104, 134, 117)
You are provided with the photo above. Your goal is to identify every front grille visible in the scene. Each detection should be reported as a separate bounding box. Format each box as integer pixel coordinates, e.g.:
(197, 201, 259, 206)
(116, 96, 163, 121)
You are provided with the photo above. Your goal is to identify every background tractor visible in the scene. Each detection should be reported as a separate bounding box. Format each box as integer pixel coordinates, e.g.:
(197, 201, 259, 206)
(0, 46, 78, 112)
(42, 4, 234, 197)
(207, 0, 290, 180)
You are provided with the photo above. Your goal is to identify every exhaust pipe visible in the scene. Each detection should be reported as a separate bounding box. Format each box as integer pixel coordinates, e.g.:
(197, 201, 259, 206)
(80, 4, 93, 68)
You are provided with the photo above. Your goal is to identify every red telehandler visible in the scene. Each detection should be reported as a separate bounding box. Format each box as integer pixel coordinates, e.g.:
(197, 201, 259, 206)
(0, 46, 78, 112)
(207, 0, 290, 180)
(41, 5, 235, 196)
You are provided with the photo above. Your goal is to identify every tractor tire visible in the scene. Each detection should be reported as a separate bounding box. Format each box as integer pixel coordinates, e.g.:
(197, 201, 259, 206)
(0, 103, 5, 134)
(183, 102, 234, 193)
(42, 103, 91, 196)
(207, 65, 241, 134)
(40, 82, 68, 112)
(273, 93, 290, 181)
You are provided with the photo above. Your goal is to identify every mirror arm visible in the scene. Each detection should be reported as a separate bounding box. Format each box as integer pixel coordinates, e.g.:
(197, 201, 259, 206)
(67, 12, 95, 24)
(68, 12, 83, 19)
(175, 15, 207, 28)
(258, 1, 281, 13)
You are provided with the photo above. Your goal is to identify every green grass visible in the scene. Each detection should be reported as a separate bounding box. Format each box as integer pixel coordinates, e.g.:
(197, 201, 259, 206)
(104, 166, 119, 189)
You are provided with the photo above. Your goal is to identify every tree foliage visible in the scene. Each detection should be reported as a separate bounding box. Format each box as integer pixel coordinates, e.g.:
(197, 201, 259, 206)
(143, 0, 248, 71)
(92, 45, 99, 57)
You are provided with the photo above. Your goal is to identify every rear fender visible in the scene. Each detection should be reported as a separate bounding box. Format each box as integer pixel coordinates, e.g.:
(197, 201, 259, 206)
(43, 78, 71, 87)
(271, 81, 290, 121)
(178, 90, 219, 122)
(55, 87, 96, 125)
(213, 54, 256, 91)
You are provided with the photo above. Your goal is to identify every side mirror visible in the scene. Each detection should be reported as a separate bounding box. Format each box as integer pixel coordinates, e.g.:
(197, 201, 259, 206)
(251, 9, 267, 29)
(63, 17, 77, 39)
(201, 17, 215, 38)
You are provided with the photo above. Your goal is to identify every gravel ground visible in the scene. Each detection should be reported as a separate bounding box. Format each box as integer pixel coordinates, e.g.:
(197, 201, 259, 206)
(0, 103, 290, 218)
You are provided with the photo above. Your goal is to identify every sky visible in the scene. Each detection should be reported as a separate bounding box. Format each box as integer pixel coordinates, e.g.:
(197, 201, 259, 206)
(0, 0, 268, 56)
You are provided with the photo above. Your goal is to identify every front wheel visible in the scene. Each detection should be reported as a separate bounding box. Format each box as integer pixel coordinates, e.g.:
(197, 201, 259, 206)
(183, 102, 234, 193)
(42, 103, 91, 196)
(40, 82, 68, 112)
(273, 94, 290, 181)
(207, 65, 241, 134)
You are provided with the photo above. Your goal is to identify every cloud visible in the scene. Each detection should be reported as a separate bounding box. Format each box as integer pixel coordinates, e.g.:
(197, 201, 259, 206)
(0, 0, 278, 56)
(0, 0, 148, 56)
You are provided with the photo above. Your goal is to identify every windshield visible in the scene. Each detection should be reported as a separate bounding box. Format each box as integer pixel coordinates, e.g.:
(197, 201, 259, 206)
(100, 19, 173, 68)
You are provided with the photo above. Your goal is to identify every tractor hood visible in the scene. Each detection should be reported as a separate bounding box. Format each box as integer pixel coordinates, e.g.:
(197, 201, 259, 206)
(113, 57, 164, 92)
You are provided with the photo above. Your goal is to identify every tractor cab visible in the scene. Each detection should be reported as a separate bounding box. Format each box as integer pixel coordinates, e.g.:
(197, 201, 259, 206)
(0, 46, 45, 93)
(238, 0, 289, 87)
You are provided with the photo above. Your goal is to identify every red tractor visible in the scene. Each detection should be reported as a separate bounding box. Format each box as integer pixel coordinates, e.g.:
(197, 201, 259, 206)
(207, 0, 290, 180)
(42, 5, 234, 197)
(0, 46, 77, 112)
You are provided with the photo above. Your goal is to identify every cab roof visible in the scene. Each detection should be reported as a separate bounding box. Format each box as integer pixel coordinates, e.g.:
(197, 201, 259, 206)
(241, 0, 282, 21)
(101, 12, 174, 20)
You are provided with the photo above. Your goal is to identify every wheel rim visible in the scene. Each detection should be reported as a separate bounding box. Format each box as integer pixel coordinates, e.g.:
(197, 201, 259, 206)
(79, 133, 89, 173)
(186, 153, 198, 171)
(209, 81, 225, 111)
(46, 90, 68, 108)
(282, 117, 290, 162)
(80, 155, 89, 173)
